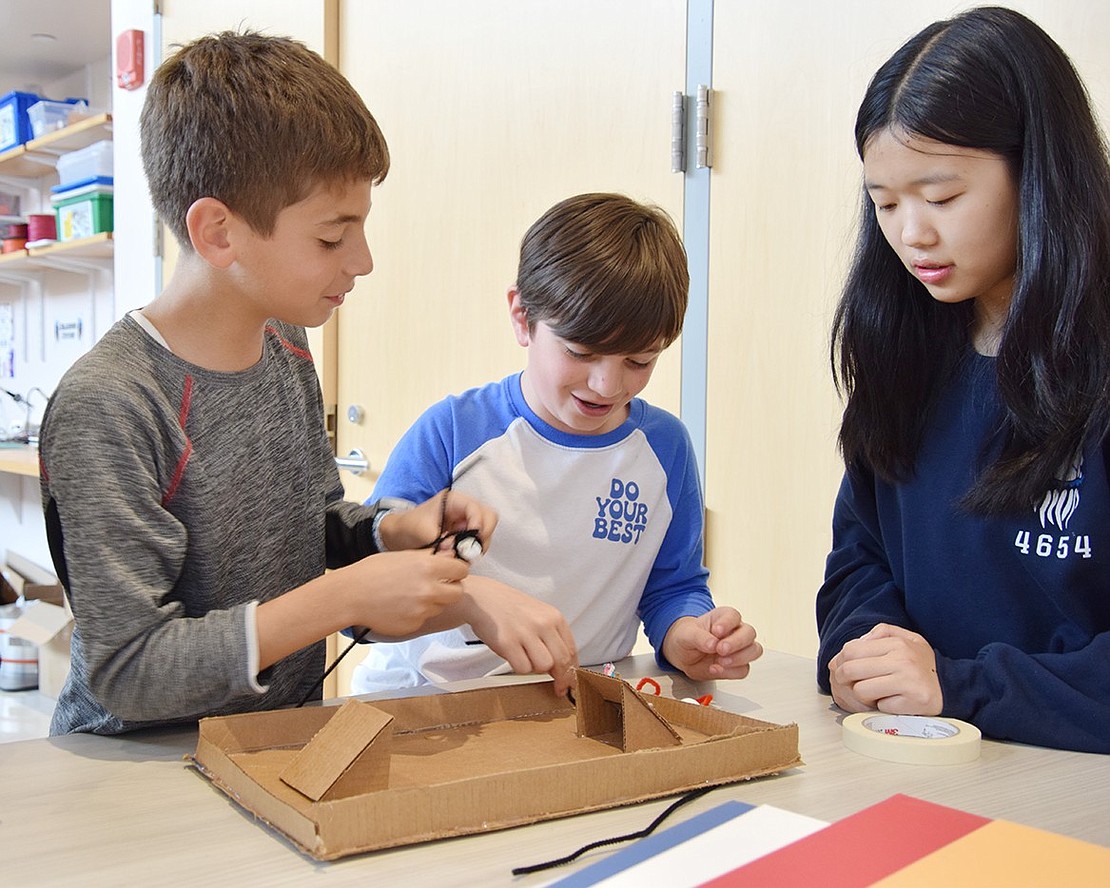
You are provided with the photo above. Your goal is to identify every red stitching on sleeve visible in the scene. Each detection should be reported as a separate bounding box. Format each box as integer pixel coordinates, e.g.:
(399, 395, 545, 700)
(163, 374, 194, 507)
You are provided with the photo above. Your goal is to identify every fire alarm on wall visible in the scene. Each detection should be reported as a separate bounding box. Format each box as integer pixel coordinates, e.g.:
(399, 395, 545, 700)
(116, 29, 145, 90)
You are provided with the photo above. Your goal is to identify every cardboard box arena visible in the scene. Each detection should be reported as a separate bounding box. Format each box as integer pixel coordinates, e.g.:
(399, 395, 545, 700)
(190, 669, 802, 860)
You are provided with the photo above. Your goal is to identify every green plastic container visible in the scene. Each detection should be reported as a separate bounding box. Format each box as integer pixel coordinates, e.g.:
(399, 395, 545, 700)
(51, 184, 113, 242)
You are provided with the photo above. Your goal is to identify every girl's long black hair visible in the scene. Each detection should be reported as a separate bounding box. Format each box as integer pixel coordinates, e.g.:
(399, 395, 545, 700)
(833, 6, 1110, 514)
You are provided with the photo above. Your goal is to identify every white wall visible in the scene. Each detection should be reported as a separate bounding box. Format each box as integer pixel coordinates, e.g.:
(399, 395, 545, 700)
(0, 51, 114, 569)
(110, 0, 158, 313)
(0, 0, 156, 572)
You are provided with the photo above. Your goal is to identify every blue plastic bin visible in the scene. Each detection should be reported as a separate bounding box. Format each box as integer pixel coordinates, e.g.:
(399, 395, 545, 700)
(0, 91, 44, 153)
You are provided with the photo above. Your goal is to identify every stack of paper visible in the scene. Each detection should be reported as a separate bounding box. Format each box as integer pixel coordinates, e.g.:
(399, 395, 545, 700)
(546, 800, 827, 887)
(548, 794, 1109, 887)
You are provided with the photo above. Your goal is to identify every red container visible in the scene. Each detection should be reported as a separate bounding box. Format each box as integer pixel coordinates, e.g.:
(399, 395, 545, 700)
(27, 213, 55, 242)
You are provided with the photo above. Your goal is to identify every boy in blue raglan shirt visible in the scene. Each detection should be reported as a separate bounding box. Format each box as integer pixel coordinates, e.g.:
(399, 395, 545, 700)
(352, 193, 763, 693)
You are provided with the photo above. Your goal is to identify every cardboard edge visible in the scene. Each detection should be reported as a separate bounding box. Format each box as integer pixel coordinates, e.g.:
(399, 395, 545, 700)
(190, 734, 325, 858)
(190, 684, 804, 861)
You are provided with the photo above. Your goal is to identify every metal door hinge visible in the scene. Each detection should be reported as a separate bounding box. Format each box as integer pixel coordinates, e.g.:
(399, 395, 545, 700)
(672, 86, 711, 172)
(695, 85, 712, 169)
(671, 91, 686, 173)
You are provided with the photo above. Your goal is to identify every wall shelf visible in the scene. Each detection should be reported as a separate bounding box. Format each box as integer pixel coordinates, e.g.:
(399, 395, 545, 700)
(0, 114, 115, 282)
(0, 115, 115, 381)
(0, 444, 38, 478)
(0, 232, 113, 277)
(0, 114, 113, 180)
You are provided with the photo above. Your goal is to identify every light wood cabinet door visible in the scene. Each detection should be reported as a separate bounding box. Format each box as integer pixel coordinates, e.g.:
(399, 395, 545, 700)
(334, 0, 687, 503)
(704, 0, 1110, 659)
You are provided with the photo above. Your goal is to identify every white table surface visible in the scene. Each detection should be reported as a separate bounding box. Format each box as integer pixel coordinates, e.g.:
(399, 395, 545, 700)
(1, 650, 1106, 886)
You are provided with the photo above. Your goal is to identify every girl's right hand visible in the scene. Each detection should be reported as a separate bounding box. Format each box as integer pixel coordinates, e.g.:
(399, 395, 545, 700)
(340, 550, 468, 637)
(827, 623, 943, 715)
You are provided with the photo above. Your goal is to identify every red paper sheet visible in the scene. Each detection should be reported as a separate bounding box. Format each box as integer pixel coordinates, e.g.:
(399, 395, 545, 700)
(702, 794, 989, 888)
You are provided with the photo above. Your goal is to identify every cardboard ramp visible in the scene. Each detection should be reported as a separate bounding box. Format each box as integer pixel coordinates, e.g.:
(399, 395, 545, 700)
(190, 669, 801, 860)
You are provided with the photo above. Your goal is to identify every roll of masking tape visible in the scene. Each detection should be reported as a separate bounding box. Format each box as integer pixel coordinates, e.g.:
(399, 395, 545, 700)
(842, 713, 981, 765)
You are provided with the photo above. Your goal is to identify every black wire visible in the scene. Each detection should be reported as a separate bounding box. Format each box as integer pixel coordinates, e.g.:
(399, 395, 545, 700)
(304, 456, 490, 706)
(303, 461, 484, 707)
(427, 455, 484, 555)
(297, 626, 370, 707)
(425, 487, 484, 559)
(301, 500, 449, 708)
(510, 785, 716, 876)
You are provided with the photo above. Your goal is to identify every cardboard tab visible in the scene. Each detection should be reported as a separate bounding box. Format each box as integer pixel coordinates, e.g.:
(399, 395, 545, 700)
(575, 669, 681, 751)
(6, 599, 73, 698)
(1, 550, 65, 607)
(279, 700, 393, 801)
(7, 600, 72, 645)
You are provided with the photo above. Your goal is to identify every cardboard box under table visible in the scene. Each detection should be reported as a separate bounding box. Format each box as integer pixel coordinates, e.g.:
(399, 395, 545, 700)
(1, 550, 65, 608)
(190, 669, 801, 861)
(1, 551, 71, 694)
(6, 598, 72, 698)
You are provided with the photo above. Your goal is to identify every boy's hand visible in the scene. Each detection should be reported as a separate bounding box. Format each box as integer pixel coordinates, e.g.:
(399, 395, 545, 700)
(662, 607, 763, 681)
(378, 490, 498, 554)
(827, 623, 942, 715)
(461, 575, 579, 697)
(341, 550, 468, 637)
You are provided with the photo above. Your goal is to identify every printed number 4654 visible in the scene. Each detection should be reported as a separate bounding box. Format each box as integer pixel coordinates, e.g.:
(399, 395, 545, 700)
(1014, 531, 1092, 559)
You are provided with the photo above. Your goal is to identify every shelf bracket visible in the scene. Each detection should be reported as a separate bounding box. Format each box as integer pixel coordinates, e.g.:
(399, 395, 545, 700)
(0, 268, 44, 286)
(27, 255, 112, 275)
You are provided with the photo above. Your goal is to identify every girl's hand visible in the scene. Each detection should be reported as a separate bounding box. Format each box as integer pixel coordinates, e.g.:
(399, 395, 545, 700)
(661, 607, 763, 681)
(378, 490, 498, 554)
(828, 623, 943, 715)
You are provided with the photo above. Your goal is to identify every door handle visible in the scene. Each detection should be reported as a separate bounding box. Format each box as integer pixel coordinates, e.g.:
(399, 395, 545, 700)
(335, 448, 370, 476)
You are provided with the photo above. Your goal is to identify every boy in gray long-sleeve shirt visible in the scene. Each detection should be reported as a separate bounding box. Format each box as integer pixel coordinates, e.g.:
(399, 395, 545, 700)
(37, 31, 545, 734)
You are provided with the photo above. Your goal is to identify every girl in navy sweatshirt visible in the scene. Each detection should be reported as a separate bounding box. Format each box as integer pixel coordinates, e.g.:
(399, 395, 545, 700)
(818, 6, 1110, 753)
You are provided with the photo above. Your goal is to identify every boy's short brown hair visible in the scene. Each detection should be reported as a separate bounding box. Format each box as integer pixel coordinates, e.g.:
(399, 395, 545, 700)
(516, 193, 689, 354)
(140, 30, 389, 250)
